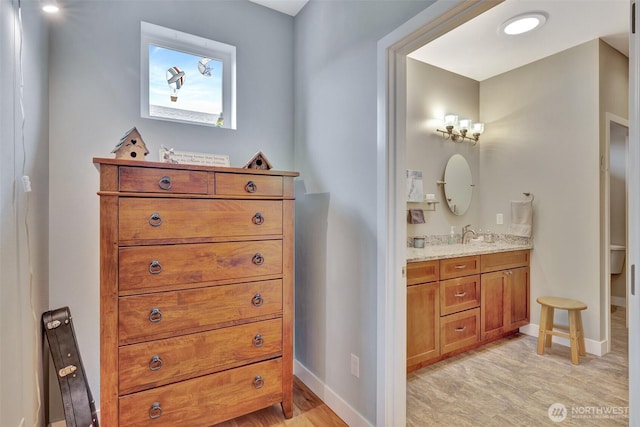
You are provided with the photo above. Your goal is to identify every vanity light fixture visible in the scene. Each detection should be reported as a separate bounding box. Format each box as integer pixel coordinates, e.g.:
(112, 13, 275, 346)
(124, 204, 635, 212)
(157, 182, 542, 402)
(436, 114, 484, 145)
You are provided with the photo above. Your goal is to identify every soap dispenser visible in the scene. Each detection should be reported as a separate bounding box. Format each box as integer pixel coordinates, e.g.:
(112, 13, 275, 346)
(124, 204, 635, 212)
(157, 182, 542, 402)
(448, 226, 455, 244)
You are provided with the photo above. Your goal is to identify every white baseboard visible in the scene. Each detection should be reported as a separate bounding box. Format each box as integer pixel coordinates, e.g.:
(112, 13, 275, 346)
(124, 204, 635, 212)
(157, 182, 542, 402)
(294, 359, 373, 427)
(519, 324, 607, 357)
(611, 296, 626, 307)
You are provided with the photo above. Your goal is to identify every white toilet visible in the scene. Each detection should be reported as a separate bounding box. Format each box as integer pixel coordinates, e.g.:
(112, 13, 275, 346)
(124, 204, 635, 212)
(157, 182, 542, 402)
(610, 244, 626, 274)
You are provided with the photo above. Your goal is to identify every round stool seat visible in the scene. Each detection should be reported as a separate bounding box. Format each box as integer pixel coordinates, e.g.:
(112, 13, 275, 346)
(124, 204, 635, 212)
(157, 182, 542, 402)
(537, 296, 587, 311)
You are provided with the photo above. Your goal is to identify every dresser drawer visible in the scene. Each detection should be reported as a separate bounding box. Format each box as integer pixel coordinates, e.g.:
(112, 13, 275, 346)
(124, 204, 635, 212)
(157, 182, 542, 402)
(439, 255, 481, 280)
(215, 173, 283, 197)
(440, 308, 480, 354)
(481, 250, 530, 273)
(407, 260, 439, 286)
(119, 166, 209, 194)
(118, 240, 282, 292)
(119, 318, 282, 394)
(118, 280, 282, 345)
(440, 275, 480, 316)
(119, 198, 283, 243)
(119, 358, 283, 427)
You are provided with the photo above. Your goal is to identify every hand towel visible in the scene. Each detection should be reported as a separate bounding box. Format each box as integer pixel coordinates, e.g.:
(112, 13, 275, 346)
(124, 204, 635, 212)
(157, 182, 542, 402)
(509, 200, 533, 238)
(408, 209, 425, 224)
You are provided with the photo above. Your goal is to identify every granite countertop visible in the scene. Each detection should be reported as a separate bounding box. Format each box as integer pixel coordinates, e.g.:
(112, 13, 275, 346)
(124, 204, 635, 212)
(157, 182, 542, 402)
(407, 241, 533, 262)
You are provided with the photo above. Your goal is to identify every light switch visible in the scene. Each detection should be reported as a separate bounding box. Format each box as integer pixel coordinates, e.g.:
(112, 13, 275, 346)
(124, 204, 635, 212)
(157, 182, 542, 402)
(496, 213, 504, 225)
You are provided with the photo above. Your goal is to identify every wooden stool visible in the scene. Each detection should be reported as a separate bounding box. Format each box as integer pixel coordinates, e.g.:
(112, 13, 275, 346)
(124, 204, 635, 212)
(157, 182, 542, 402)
(536, 296, 587, 364)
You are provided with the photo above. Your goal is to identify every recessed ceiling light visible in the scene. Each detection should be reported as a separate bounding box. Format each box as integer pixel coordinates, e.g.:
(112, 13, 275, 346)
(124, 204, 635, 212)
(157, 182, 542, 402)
(499, 12, 548, 35)
(42, 0, 60, 13)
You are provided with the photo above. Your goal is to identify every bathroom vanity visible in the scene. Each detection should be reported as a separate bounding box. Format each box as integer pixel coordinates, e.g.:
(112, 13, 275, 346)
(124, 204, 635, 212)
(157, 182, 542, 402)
(406, 243, 531, 373)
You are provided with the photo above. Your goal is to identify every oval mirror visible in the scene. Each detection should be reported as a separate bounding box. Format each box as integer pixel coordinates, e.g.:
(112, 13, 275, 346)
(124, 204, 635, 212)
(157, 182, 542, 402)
(443, 154, 473, 215)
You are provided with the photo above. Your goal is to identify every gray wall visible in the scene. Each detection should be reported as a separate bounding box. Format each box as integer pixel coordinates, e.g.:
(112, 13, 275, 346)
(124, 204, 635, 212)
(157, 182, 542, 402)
(479, 40, 602, 340)
(293, 1, 432, 423)
(406, 59, 480, 238)
(1, 1, 50, 426)
(48, 0, 294, 413)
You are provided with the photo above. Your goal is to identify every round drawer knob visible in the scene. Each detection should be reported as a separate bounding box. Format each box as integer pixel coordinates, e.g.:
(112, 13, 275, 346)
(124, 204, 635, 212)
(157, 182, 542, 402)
(148, 260, 163, 274)
(149, 402, 163, 419)
(148, 308, 163, 323)
(148, 213, 163, 227)
(158, 176, 173, 190)
(245, 181, 257, 193)
(253, 375, 264, 389)
(252, 293, 264, 307)
(253, 334, 264, 347)
(252, 253, 265, 266)
(252, 212, 264, 225)
(148, 355, 163, 371)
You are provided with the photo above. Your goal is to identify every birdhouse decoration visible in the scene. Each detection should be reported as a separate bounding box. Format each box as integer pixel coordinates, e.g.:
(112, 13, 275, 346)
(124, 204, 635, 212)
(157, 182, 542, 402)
(243, 151, 273, 170)
(112, 127, 149, 161)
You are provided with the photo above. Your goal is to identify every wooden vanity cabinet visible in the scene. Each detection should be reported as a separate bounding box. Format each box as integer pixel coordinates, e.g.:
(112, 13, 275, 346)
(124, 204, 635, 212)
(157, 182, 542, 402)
(480, 250, 530, 340)
(407, 249, 530, 373)
(407, 260, 440, 371)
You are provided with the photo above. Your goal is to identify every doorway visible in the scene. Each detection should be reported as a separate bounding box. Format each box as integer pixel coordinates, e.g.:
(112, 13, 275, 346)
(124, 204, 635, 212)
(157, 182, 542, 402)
(605, 114, 630, 347)
(376, 1, 637, 425)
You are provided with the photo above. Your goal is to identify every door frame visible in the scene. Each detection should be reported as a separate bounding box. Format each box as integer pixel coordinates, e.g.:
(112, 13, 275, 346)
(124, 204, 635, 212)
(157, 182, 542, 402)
(627, 0, 639, 421)
(377, 0, 638, 424)
(375, 1, 501, 424)
(604, 112, 630, 351)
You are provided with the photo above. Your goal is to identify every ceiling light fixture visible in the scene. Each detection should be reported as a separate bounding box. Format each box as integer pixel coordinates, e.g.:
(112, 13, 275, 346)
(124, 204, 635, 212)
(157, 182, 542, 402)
(500, 12, 548, 35)
(42, 0, 60, 13)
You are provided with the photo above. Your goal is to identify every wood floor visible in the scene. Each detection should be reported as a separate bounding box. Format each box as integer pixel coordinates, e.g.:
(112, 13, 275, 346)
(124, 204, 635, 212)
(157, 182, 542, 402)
(407, 306, 629, 426)
(213, 376, 347, 426)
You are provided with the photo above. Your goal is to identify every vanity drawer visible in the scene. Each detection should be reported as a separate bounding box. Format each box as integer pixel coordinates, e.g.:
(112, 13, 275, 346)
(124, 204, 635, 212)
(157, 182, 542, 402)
(215, 173, 283, 197)
(118, 240, 283, 292)
(119, 318, 283, 394)
(118, 280, 283, 345)
(440, 275, 480, 316)
(407, 260, 439, 285)
(440, 308, 480, 354)
(439, 255, 481, 280)
(481, 250, 530, 273)
(118, 198, 283, 244)
(119, 166, 209, 194)
(119, 358, 283, 427)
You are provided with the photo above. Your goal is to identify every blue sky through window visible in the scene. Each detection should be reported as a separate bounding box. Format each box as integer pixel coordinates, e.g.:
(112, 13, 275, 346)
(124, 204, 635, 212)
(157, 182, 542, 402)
(149, 45, 223, 116)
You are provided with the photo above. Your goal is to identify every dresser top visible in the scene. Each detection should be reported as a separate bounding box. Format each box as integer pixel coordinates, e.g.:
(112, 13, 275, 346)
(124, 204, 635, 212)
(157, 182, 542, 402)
(93, 157, 299, 177)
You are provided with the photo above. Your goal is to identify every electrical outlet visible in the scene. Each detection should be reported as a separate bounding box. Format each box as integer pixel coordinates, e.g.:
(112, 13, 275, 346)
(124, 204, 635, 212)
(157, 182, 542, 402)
(350, 353, 359, 378)
(496, 213, 503, 225)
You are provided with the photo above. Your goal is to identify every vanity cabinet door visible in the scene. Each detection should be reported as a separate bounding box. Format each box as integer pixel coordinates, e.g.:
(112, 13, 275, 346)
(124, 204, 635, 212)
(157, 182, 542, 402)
(481, 266, 530, 339)
(407, 282, 440, 371)
(480, 271, 507, 340)
(507, 267, 530, 330)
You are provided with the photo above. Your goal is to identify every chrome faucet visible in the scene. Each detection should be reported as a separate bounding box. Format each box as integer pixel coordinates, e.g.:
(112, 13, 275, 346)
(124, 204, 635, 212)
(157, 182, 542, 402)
(462, 224, 477, 244)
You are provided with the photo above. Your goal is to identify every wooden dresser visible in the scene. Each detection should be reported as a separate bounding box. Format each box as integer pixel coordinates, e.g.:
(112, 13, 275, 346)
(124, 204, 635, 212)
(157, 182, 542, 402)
(94, 158, 298, 426)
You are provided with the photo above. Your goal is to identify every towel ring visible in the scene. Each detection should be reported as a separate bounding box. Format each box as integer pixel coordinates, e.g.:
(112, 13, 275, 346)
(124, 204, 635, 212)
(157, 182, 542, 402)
(523, 192, 534, 202)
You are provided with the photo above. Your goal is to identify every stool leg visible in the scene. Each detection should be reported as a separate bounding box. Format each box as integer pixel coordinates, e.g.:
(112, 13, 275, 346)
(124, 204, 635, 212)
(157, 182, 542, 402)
(569, 310, 580, 364)
(545, 307, 554, 347)
(537, 305, 549, 355)
(576, 310, 586, 356)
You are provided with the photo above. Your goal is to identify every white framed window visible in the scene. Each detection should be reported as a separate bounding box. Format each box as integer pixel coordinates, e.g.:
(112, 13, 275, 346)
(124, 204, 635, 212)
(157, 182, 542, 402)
(141, 21, 236, 129)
